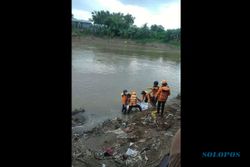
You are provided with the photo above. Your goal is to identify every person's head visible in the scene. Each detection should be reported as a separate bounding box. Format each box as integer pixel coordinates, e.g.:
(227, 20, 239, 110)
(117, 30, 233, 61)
(141, 91, 146, 95)
(153, 81, 159, 86)
(131, 91, 136, 95)
(123, 89, 128, 94)
(161, 80, 167, 86)
(127, 93, 131, 98)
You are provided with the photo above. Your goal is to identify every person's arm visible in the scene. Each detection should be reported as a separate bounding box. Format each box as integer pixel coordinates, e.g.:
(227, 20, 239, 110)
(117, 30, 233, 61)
(127, 97, 130, 104)
(170, 129, 180, 155)
(141, 95, 145, 102)
(155, 87, 162, 98)
(148, 89, 153, 95)
(168, 129, 181, 167)
(137, 97, 142, 103)
(146, 93, 151, 102)
(167, 86, 171, 96)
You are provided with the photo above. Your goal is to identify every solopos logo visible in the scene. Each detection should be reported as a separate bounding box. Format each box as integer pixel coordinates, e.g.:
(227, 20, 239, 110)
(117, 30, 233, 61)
(202, 152, 240, 158)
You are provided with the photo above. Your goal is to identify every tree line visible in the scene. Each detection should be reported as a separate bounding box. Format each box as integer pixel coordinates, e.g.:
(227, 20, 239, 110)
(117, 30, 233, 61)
(73, 10, 180, 44)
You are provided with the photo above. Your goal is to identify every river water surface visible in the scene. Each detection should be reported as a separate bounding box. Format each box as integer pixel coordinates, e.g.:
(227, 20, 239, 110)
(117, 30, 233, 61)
(72, 42, 180, 130)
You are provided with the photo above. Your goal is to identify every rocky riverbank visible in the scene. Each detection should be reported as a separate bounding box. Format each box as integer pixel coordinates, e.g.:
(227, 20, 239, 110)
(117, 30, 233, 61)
(72, 95, 180, 167)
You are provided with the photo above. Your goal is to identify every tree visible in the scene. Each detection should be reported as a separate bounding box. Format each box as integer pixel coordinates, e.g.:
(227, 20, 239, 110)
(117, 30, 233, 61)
(150, 24, 165, 32)
(86, 10, 180, 44)
(90, 10, 135, 37)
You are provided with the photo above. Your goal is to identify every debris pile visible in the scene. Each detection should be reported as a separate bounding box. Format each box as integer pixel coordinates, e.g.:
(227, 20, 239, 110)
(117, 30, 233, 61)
(72, 96, 180, 167)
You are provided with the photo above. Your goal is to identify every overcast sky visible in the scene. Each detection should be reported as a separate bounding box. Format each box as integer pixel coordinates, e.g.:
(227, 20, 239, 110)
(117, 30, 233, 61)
(72, 0, 180, 30)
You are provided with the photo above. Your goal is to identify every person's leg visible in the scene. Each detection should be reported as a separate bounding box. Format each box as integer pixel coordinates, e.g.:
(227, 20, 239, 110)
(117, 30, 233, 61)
(151, 97, 155, 106)
(161, 101, 166, 116)
(157, 101, 161, 114)
(149, 97, 154, 106)
(155, 97, 158, 107)
(127, 106, 132, 114)
(153, 97, 158, 107)
(122, 104, 126, 113)
(137, 104, 142, 111)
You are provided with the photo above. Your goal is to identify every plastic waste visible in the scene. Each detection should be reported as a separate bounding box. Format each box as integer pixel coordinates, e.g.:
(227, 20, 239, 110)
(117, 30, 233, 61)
(139, 102, 149, 111)
(105, 128, 128, 138)
(103, 147, 113, 156)
(126, 148, 138, 157)
(151, 110, 157, 120)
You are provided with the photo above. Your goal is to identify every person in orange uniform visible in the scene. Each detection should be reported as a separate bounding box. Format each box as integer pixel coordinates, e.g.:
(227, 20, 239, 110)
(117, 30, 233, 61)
(121, 89, 128, 113)
(155, 80, 170, 116)
(148, 81, 160, 107)
(127, 91, 142, 113)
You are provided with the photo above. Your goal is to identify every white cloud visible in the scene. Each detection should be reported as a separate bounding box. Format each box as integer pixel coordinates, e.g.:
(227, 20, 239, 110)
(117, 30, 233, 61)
(72, 9, 92, 21)
(72, 0, 180, 29)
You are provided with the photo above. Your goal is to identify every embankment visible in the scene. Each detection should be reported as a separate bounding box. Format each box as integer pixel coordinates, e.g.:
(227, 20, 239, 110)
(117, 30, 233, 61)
(72, 95, 180, 167)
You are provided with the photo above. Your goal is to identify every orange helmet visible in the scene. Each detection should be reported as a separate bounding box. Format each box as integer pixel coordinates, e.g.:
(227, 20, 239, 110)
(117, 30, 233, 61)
(161, 80, 167, 84)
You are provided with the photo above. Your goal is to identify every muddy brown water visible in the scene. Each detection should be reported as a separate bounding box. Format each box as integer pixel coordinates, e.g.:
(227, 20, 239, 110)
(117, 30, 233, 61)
(72, 41, 180, 131)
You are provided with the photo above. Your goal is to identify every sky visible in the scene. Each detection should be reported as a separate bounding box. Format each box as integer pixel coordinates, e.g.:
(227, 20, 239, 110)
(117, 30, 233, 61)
(72, 0, 180, 30)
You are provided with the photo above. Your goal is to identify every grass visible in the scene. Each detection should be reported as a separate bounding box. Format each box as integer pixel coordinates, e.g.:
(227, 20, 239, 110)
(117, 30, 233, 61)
(72, 29, 180, 49)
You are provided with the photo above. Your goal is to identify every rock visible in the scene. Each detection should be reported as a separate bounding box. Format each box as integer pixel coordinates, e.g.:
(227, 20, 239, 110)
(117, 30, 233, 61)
(122, 122, 127, 128)
(115, 124, 120, 129)
(123, 127, 132, 133)
(138, 139, 146, 143)
(127, 134, 138, 142)
(94, 152, 104, 160)
(86, 149, 92, 156)
(122, 154, 128, 160)
(72, 108, 85, 115)
(164, 132, 174, 137)
(106, 128, 126, 136)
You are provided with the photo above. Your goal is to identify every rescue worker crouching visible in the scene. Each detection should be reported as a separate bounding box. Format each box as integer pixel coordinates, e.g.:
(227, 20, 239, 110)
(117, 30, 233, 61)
(155, 80, 170, 116)
(121, 89, 128, 114)
(141, 90, 150, 103)
(141, 90, 156, 108)
(127, 91, 142, 113)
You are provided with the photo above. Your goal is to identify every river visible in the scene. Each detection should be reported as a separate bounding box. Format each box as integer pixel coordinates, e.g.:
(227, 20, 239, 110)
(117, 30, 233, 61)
(72, 40, 180, 130)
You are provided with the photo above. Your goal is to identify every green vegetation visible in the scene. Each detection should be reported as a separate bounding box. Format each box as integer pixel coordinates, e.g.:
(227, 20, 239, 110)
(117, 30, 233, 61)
(72, 10, 180, 47)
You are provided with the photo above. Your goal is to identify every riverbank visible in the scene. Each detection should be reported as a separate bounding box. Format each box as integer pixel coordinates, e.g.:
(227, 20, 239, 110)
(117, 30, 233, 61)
(72, 95, 180, 167)
(73, 35, 179, 49)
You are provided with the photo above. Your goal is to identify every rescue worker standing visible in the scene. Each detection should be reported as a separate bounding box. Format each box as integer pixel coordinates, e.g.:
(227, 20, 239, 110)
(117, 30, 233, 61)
(155, 80, 170, 116)
(149, 81, 160, 107)
(121, 89, 128, 113)
(127, 91, 142, 113)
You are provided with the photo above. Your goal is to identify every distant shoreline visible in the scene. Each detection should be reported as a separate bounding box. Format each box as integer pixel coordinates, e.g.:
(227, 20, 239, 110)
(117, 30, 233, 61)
(72, 36, 180, 62)
(72, 35, 180, 52)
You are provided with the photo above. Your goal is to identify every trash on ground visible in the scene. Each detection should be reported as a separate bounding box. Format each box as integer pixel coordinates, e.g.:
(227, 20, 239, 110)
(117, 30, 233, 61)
(126, 148, 138, 157)
(103, 147, 113, 156)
